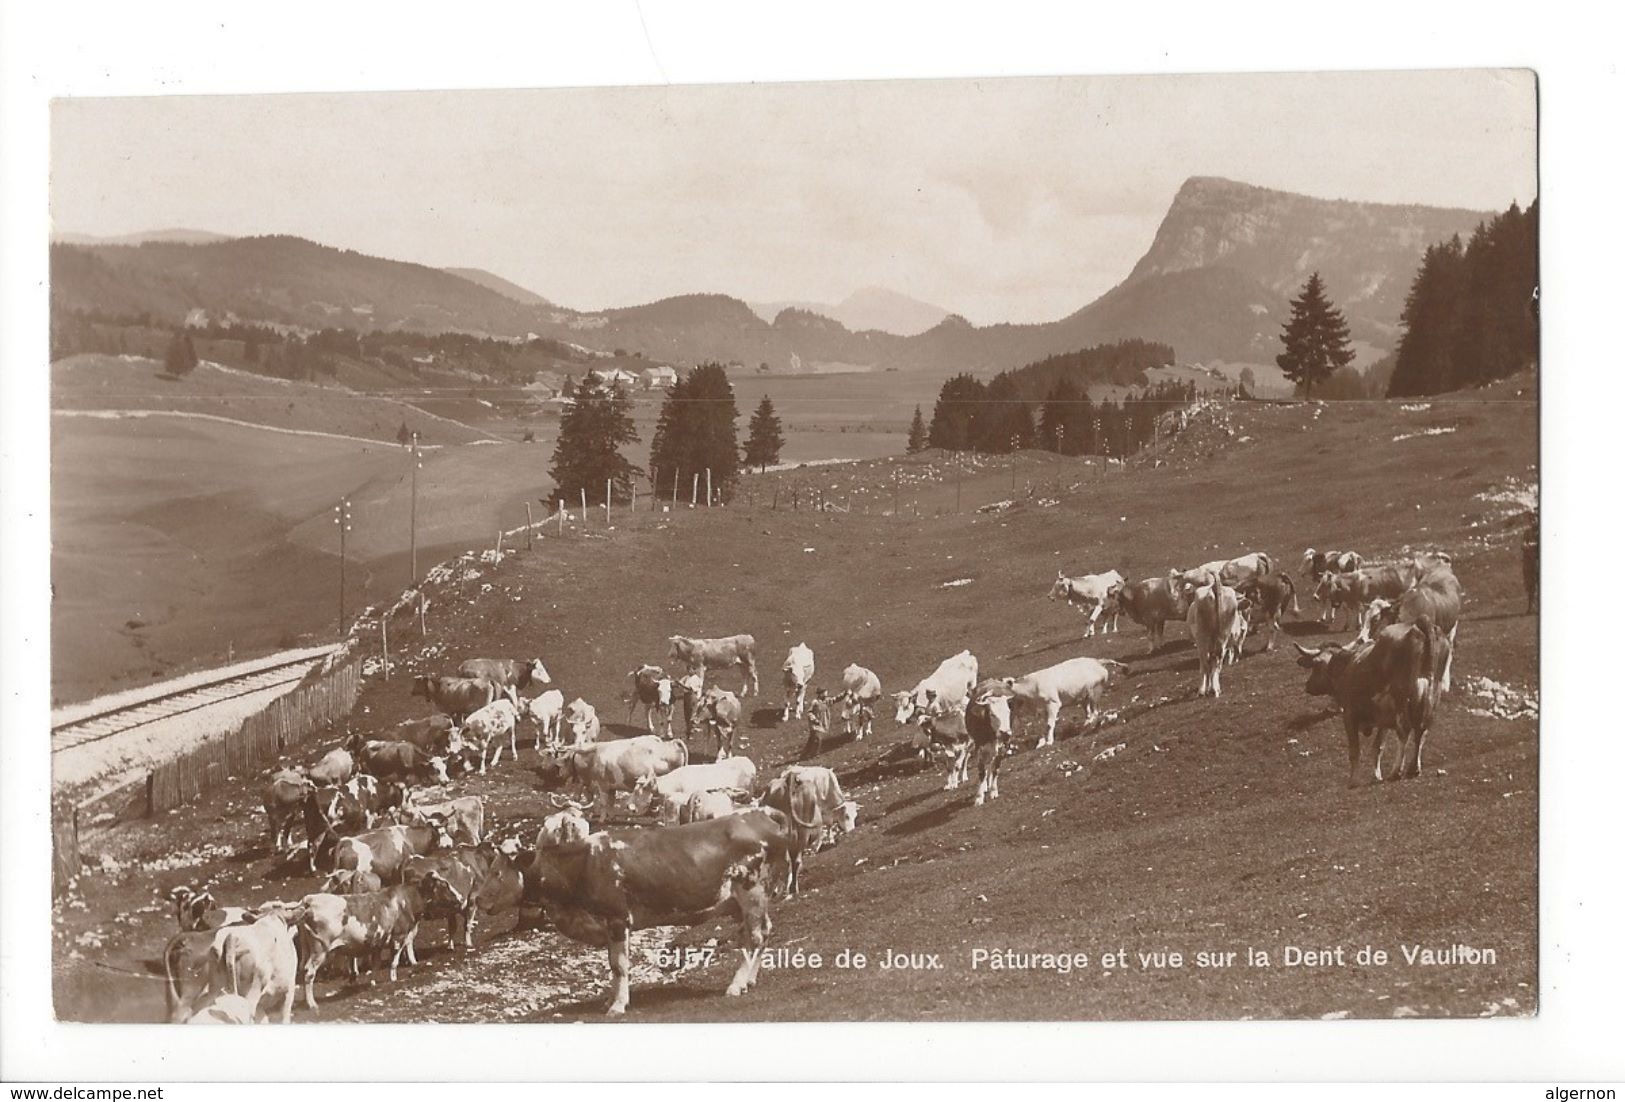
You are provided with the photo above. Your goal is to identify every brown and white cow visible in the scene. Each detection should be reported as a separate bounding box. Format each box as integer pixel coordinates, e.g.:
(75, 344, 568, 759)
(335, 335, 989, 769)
(1176, 552, 1273, 591)
(781, 643, 816, 721)
(263, 769, 316, 856)
(205, 909, 300, 1024)
(1047, 569, 1125, 636)
(634, 756, 758, 822)
(628, 665, 676, 737)
(1238, 572, 1297, 652)
(1325, 559, 1435, 632)
(691, 686, 743, 760)
(332, 817, 456, 885)
(401, 839, 527, 950)
(678, 789, 748, 824)
(304, 747, 355, 787)
(298, 882, 448, 1006)
(356, 740, 451, 786)
(1356, 563, 1463, 692)
(403, 793, 486, 845)
(562, 698, 601, 747)
(537, 735, 689, 816)
(460, 696, 522, 772)
(1115, 576, 1191, 654)
(668, 634, 760, 697)
(526, 811, 793, 1013)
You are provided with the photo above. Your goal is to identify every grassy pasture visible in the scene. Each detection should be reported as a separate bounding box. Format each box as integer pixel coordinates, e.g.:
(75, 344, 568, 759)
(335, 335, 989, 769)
(54, 382, 1537, 1022)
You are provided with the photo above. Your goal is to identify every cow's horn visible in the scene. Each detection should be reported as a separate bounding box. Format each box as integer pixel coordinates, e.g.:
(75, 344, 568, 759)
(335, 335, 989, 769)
(1292, 642, 1318, 657)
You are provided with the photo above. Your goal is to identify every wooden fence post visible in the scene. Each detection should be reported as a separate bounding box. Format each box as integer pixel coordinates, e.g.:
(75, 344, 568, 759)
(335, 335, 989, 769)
(580, 488, 587, 525)
(525, 502, 534, 549)
(605, 479, 612, 525)
(381, 617, 390, 681)
(691, 473, 699, 507)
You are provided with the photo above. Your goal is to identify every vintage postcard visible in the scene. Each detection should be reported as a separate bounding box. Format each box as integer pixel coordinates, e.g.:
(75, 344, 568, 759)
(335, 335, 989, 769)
(42, 69, 1537, 1028)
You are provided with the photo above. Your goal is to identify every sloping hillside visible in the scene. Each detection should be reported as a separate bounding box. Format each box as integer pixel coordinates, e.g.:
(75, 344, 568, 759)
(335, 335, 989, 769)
(54, 384, 1537, 1022)
(442, 266, 554, 307)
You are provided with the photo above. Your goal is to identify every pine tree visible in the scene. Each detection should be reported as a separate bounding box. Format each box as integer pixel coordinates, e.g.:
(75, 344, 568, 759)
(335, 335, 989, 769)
(561, 374, 576, 399)
(741, 396, 785, 471)
(1276, 272, 1355, 396)
(648, 363, 741, 501)
(1388, 237, 1466, 397)
(164, 330, 198, 377)
(927, 374, 987, 451)
(975, 371, 1033, 453)
(906, 406, 928, 453)
(547, 372, 641, 507)
(1037, 378, 1091, 455)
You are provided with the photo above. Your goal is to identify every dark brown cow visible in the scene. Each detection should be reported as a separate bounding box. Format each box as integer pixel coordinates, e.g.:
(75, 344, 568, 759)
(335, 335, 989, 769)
(385, 714, 461, 755)
(1358, 564, 1464, 691)
(1115, 576, 1190, 653)
(526, 810, 793, 1014)
(357, 740, 450, 785)
(1239, 572, 1298, 653)
(1295, 617, 1450, 786)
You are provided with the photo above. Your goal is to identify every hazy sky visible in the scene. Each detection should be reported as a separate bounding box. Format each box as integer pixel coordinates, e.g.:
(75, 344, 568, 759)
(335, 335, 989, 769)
(51, 71, 1536, 325)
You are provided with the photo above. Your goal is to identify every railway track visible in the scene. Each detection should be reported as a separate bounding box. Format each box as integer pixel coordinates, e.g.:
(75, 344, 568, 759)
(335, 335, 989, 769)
(50, 655, 326, 754)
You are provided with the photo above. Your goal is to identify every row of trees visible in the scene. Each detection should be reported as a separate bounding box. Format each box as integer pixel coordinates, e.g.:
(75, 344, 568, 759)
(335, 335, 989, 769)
(547, 364, 786, 507)
(1386, 201, 1539, 397)
(917, 370, 1200, 459)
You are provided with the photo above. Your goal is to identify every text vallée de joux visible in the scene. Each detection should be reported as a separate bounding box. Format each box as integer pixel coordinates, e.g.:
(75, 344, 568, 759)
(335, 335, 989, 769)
(749, 943, 1499, 973)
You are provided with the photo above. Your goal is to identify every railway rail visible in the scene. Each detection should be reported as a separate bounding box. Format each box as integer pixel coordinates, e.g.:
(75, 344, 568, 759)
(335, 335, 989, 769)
(50, 655, 327, 754)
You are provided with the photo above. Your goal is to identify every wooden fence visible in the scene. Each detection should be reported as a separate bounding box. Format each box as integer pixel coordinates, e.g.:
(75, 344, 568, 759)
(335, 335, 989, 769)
(52, 799, 79, 897)
(146, 654, 363, 816)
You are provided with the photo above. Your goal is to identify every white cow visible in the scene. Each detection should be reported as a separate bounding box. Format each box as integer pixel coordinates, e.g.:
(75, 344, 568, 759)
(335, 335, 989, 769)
(527, 688, 566, 751)
(536, 805, 591, 849)
(1185, 574, 1240, 698)
(839, 664, 882, 739)
(562, 698, 600, 747)
(634, 757, 759, 822)
(462, 696, 521, 772)
(782, 643, 816, 721)
(893, 650, 980, 725)
(1047, 569, 1126, 636)
(1177, 552, 1273, 591)
(1003, 657, 1127, 748)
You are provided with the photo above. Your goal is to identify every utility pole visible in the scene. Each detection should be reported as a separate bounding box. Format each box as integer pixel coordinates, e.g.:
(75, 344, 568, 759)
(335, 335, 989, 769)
(334, 497, 352, 636)
(408, 433, 422, 587)
(955, 454, 962, 513)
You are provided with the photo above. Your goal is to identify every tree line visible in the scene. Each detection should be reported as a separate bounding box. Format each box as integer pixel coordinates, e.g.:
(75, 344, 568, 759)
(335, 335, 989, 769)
(548, 363, 784, 508)
(1386, 201, 1538, 397)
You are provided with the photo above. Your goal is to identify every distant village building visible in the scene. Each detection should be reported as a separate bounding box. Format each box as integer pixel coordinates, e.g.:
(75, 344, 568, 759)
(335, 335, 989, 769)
(589, 367, 640, 389)
(640, 365, 678, 389)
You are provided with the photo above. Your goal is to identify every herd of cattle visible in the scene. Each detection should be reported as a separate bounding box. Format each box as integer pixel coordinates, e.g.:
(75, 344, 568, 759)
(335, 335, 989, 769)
(154, 538, 1484, 1024)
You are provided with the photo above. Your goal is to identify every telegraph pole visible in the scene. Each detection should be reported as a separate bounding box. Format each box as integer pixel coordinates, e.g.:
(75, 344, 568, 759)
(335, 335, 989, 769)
(408, 432, 422, 587)
(334, 497, 353, 636)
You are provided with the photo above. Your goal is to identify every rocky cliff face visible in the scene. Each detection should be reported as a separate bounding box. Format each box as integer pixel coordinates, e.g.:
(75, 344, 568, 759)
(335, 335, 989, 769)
(1124, 176, 1490, 341)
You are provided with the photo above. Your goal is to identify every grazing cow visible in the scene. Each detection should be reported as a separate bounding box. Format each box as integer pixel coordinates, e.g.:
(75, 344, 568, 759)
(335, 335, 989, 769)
(206, 910, 300, 1024)
(1184, 573, 1240, 698)
(627, 665, 676, 737)
(1303, 549, 1367, 621)
(762, 765, 860, 894)
(526, 811, 793, 1013)
(1522, 517, 1539, 613)
(461, 696, 522, 772)
(964, 688, 1014, 807)
(1223, 595, 1252, 665)
(634, 756, 758, 822)
(1002, 657, 1127, 748)
(1356, 564, 1464, 691)
(356, 740, 450, 786)
(781, 643, 815, 721)
(892, 650, 980, 725)
(537, 736, 690, 816)
(404, 793, 486, 845)
(305, 747, 355, 787)
(332, 818, 455, 885)
(385, 714, 462, 756)
(692, 686, 743, 760)
(186, 993, 258, 1024)
(321, 868, 383, 895)
(562, 698, 601, 747)
(402, 840, 526, 950)
(298, 882, 449, 1006)
(1326, 560, 1432, 632)
(302, 783, 377, 872)
(263, 769, 316, 856)
(1047, 569, 1125, 636)
(458, 656, 551, 690)
(679, 789, 746, 824)
(838, 664, 882, 739)
(164, 928, 225, 1022)
(1115, 576, 1191, 654)
(802, 688, 834, 757)
(526, 688, 567, 751)
(537, 804, 592, 849)
(668, 634, 760, 697)
(410, 675, 504, 723)
(1296, 618, 1449, 786)
(1239, 573, 1297, 652)
(168, 886, 253, 933)
(1177, 552, 1273, 590)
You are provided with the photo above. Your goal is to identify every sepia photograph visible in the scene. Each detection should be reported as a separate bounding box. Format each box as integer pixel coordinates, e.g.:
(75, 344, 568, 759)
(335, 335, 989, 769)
(34, 65, 1541, 1033)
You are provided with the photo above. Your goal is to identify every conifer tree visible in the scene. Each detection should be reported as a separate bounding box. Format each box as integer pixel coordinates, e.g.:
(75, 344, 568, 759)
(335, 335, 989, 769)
(164, 330, 198, 377)
(548, 372, 640, 507)
(906, 405, 928, 453)
(741, 395, 785, 471)
(1276, 272, 1355, 396)
(648, 363, 741, 500)
(926, 373, 987, 451)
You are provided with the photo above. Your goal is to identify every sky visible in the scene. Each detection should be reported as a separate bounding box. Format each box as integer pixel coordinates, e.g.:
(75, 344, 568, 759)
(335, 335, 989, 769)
(50, 70, 1536, 326)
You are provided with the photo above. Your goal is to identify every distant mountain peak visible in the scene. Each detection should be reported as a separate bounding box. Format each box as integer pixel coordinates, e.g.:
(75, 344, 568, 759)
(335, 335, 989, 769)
(748, 286, 950, 336)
